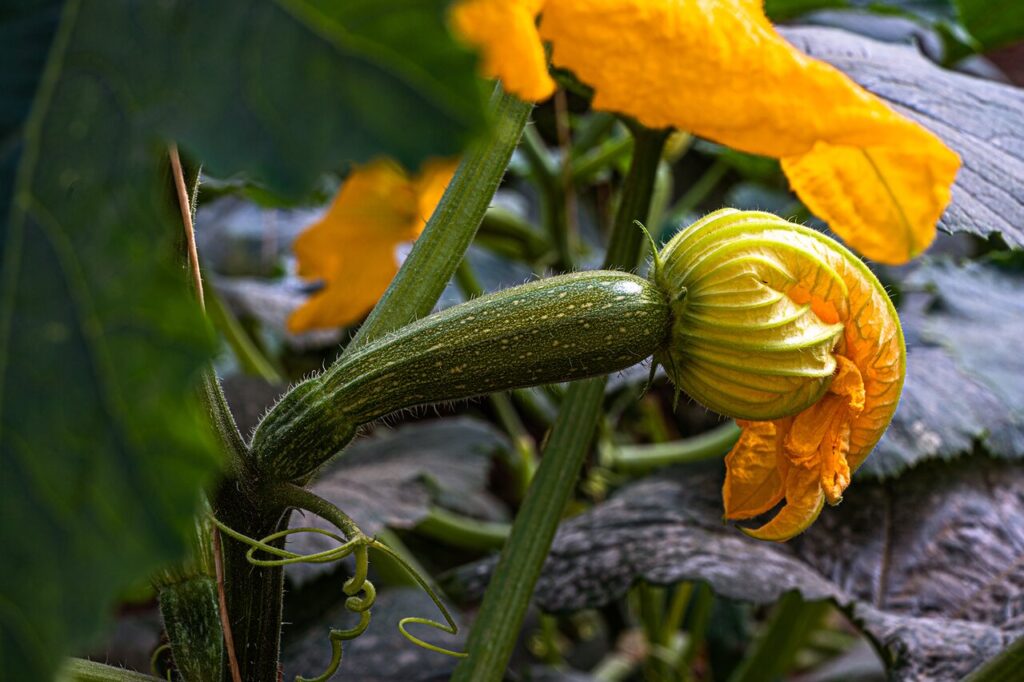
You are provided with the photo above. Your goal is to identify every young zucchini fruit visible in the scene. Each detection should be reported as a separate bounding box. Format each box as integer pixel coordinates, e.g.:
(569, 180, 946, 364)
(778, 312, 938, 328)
(252, 271, 671, 481)
(251, 210, 890, 483)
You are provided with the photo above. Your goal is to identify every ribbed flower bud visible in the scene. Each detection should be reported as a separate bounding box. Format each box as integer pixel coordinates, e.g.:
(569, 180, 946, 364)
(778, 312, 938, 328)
(654, 209, 849, 420)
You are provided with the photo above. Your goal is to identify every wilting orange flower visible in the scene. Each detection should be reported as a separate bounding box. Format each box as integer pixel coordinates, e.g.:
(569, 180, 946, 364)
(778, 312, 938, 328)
(656, 209, 904, 541)
(452, 0, 960, 264)
(288, 159, 457, 332)
(716, 222, 904, 541)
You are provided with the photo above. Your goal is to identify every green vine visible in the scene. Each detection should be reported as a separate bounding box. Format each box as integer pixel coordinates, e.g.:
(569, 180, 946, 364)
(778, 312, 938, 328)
(210, 485, 465, 681)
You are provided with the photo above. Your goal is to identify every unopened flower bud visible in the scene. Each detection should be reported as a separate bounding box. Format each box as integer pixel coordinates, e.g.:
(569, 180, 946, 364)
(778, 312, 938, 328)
(654, 209, 848, 420)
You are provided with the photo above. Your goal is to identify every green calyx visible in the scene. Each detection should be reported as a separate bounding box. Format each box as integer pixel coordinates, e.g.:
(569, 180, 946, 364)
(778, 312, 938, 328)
(653, 209, 846, 420)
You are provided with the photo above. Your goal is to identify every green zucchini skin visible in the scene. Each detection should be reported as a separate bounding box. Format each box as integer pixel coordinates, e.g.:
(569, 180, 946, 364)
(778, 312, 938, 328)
(252, 271, 670, 481)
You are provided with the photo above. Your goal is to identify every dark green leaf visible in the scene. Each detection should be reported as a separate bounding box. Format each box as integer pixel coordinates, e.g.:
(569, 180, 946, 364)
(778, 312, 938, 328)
(956, 0, 1024, 50)
(0, 1, 60, 231)
(0, 2, 220, 676)
(780, 26, 1024, 250)
(446, 460, 1024, 680)
(864, 260, 1024, 477)
(158, 0, 487, 196)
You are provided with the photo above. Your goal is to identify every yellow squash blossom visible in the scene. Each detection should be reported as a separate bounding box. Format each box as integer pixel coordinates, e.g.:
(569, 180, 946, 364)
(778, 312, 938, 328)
(658, 209, 903, 541)
(452, 0, 960, 264)
(288, 159, 457, 332)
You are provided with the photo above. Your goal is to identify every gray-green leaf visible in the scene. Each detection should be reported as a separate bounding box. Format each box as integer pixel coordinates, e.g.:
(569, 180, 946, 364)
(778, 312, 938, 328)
(780, 26, 1024, 250)
(864, 260, 1024, 477)
(446, 460, 1023, 680)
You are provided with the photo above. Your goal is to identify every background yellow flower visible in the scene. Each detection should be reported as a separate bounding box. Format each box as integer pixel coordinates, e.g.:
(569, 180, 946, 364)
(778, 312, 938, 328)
(453, 0, 960, 264)
(288, 159, 458, 332)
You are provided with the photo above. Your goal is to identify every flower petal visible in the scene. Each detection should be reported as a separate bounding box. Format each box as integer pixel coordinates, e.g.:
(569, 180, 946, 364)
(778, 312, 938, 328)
(452, 0, 555, 101)
(741, 462, 824, 542)
(723, 420, 786, 520)
(782, 142, 959, 264)
(288, 161, 420, 332)
(808, 241, 904, 472)
(538, 0, 959, 264)
(412, 158, 459, 235)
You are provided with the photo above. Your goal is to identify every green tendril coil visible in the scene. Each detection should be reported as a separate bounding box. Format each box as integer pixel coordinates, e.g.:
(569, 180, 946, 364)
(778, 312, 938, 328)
(210, 491, 465, 682)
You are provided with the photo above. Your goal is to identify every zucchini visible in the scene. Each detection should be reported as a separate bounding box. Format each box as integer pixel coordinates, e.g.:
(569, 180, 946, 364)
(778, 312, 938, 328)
(252, 271, 670, 481)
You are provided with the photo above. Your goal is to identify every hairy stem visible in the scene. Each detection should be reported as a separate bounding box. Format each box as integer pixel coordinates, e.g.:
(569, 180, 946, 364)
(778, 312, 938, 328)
(56, 659, 163, 682)
(210, 481, 289, 682)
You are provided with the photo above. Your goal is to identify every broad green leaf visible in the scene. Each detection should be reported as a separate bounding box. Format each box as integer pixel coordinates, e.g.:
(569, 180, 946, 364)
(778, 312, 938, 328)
(956, 0, 1024, 50)
(0, 3, 219, 677)
(1, 1, 488, 677)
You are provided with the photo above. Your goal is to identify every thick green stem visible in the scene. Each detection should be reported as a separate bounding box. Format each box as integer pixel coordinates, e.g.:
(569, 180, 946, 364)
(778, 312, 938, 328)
(453, 377, 607, 681)
(452, 124, 669, 682)
(348, 86, 532, 351)
(210, 482, 289, 682)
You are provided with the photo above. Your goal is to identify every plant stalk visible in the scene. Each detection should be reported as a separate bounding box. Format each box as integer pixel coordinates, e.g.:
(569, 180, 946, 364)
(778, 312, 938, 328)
(609, 421, 740, 473)
(727, 592, 830, 682)
(452, 124, 669, 681)
(348, 85, 532, 351)
(210, 479, 290, 682)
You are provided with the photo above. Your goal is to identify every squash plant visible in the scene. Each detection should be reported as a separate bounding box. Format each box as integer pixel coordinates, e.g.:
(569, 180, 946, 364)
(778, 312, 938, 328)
(2, 1, 1022, 681)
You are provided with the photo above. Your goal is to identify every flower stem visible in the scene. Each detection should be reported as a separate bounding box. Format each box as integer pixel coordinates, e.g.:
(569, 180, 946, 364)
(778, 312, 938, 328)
(348, 85, 532, 351)
(451, 124, 669, 682)
(415, 506, 511, 551)
(608, 421, 740, 473)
